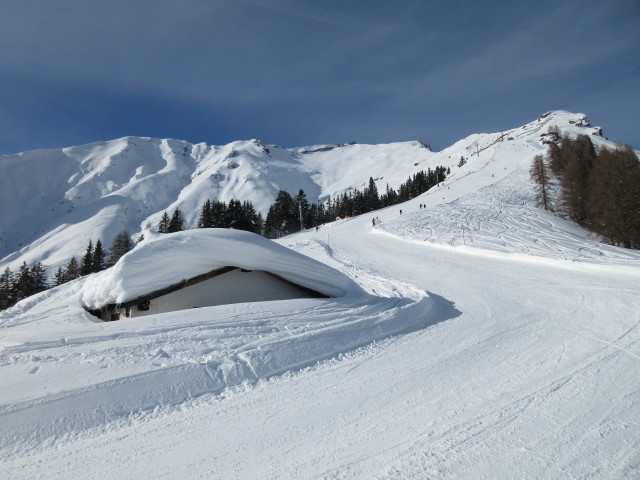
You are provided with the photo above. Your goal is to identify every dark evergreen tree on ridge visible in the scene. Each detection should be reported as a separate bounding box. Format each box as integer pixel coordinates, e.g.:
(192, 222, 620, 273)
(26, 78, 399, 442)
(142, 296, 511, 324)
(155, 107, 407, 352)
(364, 178, 381, 212)
(92, 240, 106, 273)
(197, 200, 214, 228)
(0, 262, 49, 311)
(296, 189, 311, 229)
(197, 199, 262, 233)
(264, 190, 298, 238)
(29, 262, 48, 295)
(107, 231, 134, 267)
(80, 240, 94, 276)
(53, 266, 66, 287)
(158, 211, 171, 233)
(0, 267, 14, 310)
(64, 256, 81, 282)
(168, 208, 185, 233)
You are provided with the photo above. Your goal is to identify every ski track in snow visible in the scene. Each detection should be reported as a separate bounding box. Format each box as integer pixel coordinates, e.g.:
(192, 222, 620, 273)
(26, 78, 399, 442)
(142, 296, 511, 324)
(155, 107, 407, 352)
(0, 256, 440, 461)
(2, 111, 640, 479)
(276, 193, 640, 479)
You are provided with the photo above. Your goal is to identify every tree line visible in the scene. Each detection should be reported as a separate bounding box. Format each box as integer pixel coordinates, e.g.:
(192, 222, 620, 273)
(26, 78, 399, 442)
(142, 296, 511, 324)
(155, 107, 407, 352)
(530, 133, 640, 249)
(157, 166, 448, 238)
(264, 166, 449, 237)
(0, 231, 134, 311)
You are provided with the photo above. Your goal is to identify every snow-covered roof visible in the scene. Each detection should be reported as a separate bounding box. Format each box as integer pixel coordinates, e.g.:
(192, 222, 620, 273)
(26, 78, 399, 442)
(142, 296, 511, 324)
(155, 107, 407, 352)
(80, 229, 358, 309)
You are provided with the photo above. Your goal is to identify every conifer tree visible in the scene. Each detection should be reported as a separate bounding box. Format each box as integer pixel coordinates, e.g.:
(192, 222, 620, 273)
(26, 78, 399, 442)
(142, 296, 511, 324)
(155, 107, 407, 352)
(0, 267, 14, 310)
(158, 211, 171, 233)
(529, 154, 553, 211)
(12, 262, 34, 301)
(197, 200, 213, 228)
(241, 201, 260, 233)
(352, 190, 365, 216)
(560, 137, 594, 223)
(53, 266, 67, 287)
(225, 199, 244, 229)
(64, 256, 81, 281)
(80, 240, 94, 276)
(255, 211, 265, 235)
(296, 189, 310, 229)
(587, 145, 640, 248)
(264, 190, 297, 237)
(92, 240, 106, 272)
(107, 231, 133, 267)
(211, 201, 228, 228)
(168, 208, 185, 233)
(29, 262, 48, 294)
(364, 178, 381, 211)
(381, 183, 398, 207)
(547, 142, 562, 177)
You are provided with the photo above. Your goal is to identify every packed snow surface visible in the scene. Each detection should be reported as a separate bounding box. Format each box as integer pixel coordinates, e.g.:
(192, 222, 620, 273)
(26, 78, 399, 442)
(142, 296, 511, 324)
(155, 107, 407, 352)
(0, 230, 435, 468)
(1, 111, 639, 479)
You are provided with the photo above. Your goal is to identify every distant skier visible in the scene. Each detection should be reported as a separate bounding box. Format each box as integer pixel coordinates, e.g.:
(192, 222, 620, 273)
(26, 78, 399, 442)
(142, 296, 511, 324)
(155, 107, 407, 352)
(372, 218, 376, 227)
(399, 209, 402, 215)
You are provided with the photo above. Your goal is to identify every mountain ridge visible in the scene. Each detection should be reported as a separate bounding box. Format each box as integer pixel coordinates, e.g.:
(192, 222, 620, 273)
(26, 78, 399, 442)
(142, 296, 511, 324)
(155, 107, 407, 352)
(0, 111, 615, 272)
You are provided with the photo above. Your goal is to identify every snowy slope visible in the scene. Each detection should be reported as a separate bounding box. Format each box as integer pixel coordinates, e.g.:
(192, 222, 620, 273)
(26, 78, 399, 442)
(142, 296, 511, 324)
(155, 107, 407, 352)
(0, 229, 435, 461)
(1, 111, 639, 479)
(0, 136, 433, 273)
(4, 110, 607, 273)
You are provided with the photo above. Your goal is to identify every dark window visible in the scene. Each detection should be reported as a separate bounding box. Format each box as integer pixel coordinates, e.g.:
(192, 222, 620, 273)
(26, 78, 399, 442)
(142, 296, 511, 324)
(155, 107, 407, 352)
(138, 301, 150, 311)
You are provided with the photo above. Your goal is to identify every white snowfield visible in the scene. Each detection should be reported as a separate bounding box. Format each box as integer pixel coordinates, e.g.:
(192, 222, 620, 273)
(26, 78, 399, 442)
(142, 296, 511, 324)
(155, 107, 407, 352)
(0, 230, 435, 466)
(1, 111, 640, 479)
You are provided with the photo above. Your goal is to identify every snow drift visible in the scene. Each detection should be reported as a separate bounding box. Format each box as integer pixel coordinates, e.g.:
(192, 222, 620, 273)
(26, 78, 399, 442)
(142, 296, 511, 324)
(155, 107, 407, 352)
(80, 229, 360, 310)
(0, 229, 438, 457)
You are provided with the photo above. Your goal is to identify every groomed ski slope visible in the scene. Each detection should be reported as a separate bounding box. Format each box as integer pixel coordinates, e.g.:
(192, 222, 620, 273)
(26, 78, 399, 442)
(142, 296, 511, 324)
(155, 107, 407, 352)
(1, 111, 640, 479)
(0, 230, 435, 462)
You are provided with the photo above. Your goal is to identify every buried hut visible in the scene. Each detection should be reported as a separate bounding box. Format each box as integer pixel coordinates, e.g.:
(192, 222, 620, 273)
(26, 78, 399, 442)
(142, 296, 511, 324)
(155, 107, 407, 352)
(81, 229, 354, 321)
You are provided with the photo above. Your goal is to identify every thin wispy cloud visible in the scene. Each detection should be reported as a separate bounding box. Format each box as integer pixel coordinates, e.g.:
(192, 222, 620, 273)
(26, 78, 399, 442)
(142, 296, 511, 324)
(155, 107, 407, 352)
(0, 0, 638, 154)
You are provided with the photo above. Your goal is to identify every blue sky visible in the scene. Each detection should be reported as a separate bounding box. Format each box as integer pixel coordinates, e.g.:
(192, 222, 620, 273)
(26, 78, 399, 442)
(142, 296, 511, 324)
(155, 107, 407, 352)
(1, 0, 639, 154)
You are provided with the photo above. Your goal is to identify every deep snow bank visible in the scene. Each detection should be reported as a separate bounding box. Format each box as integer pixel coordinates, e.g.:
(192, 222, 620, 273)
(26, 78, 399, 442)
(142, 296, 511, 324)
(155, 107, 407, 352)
(0, 295, 438, 456)
(0, 229, 442, 456)
(80, 229, 360, 309)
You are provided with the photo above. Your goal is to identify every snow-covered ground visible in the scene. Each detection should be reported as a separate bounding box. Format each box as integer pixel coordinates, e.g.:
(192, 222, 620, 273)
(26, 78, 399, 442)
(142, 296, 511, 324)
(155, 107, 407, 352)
(1, 111, 639, 479)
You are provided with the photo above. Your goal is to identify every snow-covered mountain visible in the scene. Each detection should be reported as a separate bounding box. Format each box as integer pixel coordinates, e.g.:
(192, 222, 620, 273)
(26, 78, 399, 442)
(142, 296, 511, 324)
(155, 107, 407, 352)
(2, 110, 640, 479)
(0, 110, 610, 273)
(0, 136, 431, 272)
